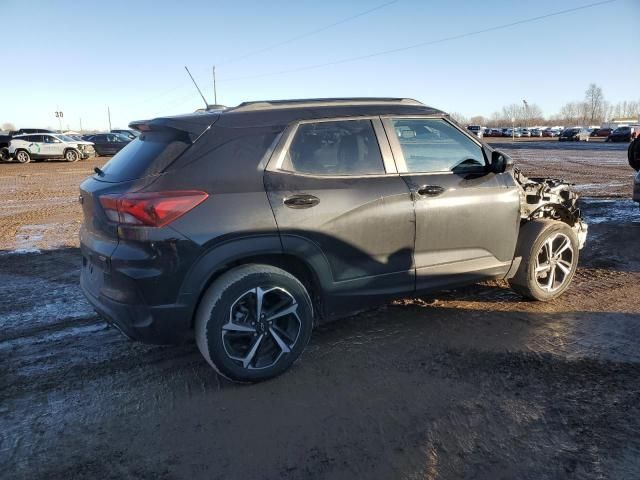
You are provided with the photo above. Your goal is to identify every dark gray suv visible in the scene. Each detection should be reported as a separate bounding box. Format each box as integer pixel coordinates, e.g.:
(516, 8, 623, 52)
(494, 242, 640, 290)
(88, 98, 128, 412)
(79, 98, 588, 382)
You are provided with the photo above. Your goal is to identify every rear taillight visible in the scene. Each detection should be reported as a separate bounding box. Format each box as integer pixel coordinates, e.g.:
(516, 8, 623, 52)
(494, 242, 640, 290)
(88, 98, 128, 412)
(99, 191, 208, 227)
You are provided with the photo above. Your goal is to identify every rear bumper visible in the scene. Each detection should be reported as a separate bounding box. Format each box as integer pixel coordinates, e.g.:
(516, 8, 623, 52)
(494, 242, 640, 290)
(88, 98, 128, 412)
(80, 259, 194, 345)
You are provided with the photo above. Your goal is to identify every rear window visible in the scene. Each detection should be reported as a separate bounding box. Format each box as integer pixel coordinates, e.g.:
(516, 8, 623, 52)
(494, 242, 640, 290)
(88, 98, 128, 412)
(98, 130, 190, 182)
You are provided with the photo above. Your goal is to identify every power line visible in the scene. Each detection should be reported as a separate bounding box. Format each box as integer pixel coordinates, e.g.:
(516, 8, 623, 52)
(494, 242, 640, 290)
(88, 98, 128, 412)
(220, 0, 616, 83)
(218, 0, 400, 66)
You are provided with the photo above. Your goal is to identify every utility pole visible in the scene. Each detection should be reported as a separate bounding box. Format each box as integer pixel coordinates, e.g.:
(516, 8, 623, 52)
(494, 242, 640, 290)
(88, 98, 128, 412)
(523, 99, 529, 129)
(79, 118, 83, 134)
(107, 106, 112, 131)
(212, 65, 218, 105)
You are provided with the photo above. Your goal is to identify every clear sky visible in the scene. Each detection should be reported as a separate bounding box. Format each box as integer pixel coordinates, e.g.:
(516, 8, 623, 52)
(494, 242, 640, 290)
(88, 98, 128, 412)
(1, 0, 638, 130)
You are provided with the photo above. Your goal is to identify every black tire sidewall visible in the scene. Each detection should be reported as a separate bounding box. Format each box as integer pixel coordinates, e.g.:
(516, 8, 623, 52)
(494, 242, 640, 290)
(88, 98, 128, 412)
(200, 268, 313, 382)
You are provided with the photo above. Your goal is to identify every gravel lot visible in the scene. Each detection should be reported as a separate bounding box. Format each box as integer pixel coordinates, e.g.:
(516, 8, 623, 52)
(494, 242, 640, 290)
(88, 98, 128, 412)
(2, 140, 639, 479)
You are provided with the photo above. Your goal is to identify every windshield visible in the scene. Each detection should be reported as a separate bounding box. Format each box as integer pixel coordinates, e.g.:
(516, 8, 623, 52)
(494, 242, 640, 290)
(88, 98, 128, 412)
(613, 127, 630, 133)
(54, 134, 76, 142)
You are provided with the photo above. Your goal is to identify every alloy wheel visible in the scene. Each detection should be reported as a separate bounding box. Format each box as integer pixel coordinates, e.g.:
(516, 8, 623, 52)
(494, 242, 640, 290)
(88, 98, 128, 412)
(221, 287, 301, 370)
(534, 233, 574, 293)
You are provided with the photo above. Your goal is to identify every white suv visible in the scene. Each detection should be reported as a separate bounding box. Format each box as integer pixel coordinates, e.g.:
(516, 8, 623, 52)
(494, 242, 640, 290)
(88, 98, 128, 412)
(9, 133, 95, 163)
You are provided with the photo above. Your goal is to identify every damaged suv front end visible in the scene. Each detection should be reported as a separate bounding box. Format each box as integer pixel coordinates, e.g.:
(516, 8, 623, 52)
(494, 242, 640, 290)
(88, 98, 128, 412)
(514, 168, 588, 249)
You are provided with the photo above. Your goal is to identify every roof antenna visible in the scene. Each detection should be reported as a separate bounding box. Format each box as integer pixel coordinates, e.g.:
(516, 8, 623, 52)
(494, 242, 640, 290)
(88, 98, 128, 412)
(184, 66, 209, 109)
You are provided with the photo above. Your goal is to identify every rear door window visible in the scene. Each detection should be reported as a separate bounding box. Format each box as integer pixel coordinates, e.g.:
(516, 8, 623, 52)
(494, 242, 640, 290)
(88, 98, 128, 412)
(98, 130, 190, 182)
(282, 119, 385, 176)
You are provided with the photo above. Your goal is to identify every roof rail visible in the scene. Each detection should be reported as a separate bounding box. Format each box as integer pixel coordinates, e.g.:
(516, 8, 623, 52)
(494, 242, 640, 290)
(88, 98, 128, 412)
(231, 97, 424, 112)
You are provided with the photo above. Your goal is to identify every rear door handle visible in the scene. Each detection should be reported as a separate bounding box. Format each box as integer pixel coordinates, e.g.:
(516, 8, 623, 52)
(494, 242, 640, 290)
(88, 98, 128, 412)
(283, 194, 320, 209)
(416, 185, 445, 197)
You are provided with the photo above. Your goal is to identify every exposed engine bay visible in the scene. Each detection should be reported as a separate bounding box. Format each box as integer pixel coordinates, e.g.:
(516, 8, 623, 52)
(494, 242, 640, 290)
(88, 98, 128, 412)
(514, 167, 588, 249)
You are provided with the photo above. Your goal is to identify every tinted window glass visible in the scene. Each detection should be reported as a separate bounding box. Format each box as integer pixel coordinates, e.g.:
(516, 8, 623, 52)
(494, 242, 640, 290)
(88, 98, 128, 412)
(28, 135, 44, 143)
(391, 118, 485, 173)
(283, 120, 384, 176)
(99, 130, 190, 182)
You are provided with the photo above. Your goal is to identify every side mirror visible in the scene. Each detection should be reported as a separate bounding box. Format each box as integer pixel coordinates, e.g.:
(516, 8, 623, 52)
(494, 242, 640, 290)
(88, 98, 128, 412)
(490, 150, 513, 173)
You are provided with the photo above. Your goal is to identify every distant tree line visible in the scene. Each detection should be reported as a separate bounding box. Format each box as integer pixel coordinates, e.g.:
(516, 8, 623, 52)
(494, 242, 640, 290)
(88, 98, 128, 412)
(452, 83, 639, 127)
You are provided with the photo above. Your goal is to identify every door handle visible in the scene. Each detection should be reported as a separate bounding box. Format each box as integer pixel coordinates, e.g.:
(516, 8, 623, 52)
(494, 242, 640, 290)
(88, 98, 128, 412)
(283, 194, 320, 209)
(416, 185, 445, 196)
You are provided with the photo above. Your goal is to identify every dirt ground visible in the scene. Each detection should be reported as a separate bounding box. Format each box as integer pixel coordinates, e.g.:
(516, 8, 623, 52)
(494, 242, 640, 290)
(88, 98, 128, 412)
(2, 140, 640, 479)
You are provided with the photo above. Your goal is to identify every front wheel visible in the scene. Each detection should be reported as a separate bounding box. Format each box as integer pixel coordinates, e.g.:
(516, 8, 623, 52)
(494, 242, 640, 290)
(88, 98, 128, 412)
(195, 264, 314, 382)
(65, 149, 79, 162)
(508, 220, 579, 301)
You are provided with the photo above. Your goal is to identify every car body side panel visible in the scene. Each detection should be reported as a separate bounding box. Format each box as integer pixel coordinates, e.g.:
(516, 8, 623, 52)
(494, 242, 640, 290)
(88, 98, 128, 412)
(404, 171, 521, 289)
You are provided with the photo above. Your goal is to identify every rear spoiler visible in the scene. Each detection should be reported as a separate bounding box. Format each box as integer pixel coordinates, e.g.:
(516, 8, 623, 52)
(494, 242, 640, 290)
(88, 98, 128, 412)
(129, 113, 220, 142)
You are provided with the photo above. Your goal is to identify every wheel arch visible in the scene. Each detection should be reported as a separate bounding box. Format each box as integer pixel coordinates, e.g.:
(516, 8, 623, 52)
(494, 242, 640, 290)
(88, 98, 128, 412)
(181, 235, 332, 328)
(63, 147, 80, 157)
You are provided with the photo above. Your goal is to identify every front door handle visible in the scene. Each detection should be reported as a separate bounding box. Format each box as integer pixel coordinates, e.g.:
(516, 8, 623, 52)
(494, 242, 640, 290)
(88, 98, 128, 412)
(416, 185, 445, 196)
(283, 194, 320, 209)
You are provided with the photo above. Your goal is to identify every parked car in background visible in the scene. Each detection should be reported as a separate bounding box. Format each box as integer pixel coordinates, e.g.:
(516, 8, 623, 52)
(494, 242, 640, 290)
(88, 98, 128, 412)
(9, 128, 55, 136)
(79, 97, 587, 382)
(606, 126, 639, 142)
(466, 125, 483, 138)
(111, 129, 140, 141)
(520, 128, 531, 137)
(591, 128, 613, 137)
(8, 133, 95, 163)
(530, 128, 543, 137)
(559, 128, 590, 142)
(542, 128, 555, 137)
(84, 133, 131, 156)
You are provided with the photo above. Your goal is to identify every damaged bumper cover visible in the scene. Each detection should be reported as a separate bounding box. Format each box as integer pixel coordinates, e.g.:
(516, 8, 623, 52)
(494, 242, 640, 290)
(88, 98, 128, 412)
(514, 168, 588, 249)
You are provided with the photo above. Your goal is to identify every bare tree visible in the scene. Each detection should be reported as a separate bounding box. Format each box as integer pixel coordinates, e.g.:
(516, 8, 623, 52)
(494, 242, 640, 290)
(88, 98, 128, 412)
(609, 100, 640, 119)
(449, 112, 468, 125)
(584, 84, 605, 124)
(1, 122, 16, 131)
(469, 115, 488, 126)
(501, 104, 523, 124)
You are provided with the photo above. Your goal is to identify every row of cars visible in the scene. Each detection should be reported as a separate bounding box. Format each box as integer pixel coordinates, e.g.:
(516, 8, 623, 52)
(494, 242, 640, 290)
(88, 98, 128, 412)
(0, 128, 139, 163)
(468, 125, 638, 142)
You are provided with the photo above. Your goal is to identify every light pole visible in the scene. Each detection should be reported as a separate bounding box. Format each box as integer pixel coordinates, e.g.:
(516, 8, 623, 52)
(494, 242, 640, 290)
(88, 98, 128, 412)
(54, 108, 64, 133)
(522, 99, 529, 129)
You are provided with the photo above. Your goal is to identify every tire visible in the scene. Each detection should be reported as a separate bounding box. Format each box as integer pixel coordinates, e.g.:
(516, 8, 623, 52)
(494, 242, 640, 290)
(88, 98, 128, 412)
(195, 264, 314, 383)
(14, 150, 31, 164)
(508, 220, 579, 301)
(0, 147, 8, 161)
(65, 149, 79, 162)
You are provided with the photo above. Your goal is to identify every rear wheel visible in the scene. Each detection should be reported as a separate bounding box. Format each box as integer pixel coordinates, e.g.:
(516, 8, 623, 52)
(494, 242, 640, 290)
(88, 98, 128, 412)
(15, 150, 31, 164)
(65, 149, 79, 162)
(509, 220, 579, 301)
(195, 264, 314, 382)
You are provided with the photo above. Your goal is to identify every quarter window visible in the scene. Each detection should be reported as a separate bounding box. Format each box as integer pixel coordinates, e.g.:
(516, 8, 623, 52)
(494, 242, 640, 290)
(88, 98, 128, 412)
(283, 119, 385, 176)
(391, 118, 485, 173)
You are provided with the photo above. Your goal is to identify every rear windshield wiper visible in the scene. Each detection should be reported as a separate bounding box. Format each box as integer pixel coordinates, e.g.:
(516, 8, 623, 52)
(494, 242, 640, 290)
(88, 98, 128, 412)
(94, 166, 105, 177)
